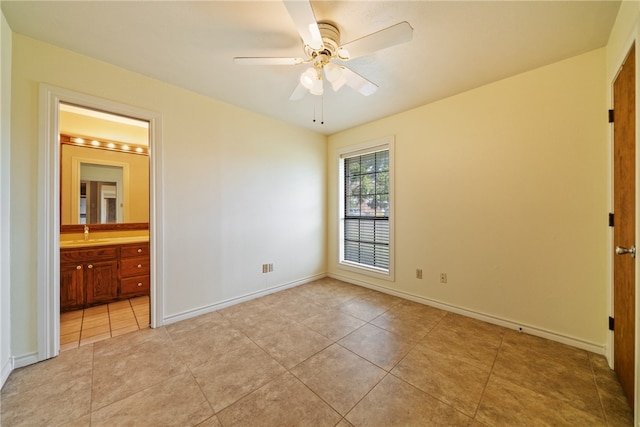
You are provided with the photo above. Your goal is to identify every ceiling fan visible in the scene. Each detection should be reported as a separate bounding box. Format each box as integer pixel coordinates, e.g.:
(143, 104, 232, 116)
(234, 0, 413, 100)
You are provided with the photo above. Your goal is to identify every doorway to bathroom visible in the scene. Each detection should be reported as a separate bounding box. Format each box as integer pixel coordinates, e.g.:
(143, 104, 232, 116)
(38, 84, 163, 361)
(58, 103, 151, 350)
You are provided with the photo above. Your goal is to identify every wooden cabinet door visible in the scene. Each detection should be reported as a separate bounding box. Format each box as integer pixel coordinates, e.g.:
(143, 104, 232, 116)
(60, 262, 84, 311)
(85, 260, 118, 305)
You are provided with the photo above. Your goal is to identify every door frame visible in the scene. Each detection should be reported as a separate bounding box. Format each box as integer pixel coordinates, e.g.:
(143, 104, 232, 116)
(608, 32, 639, 421)
(37, 84, 164, 361)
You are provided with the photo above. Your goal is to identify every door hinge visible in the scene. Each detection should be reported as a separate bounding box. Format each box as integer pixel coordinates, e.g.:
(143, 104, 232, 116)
(609, 109, 614, 123)
(609, 316, 615, 331)
(609, 212, 615, 227)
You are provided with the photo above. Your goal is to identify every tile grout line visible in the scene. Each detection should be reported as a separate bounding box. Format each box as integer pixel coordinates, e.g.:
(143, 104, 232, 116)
(78, 308, 86, 348)
(107, 302, 113, 340)
(216, 294, 372, 421)
(163, 322, 219, 424)
(381, 310, 481, 422)
(192, 307, 292, 416)
(89, 340, 96, 424)
(587, 352, 611, 425)
(64, 297, 150, 351)
(470, 327, 508, 422)
(89, 328, 184, 416)
(130, 299, 141, 330)
(289, 297, 418, 423)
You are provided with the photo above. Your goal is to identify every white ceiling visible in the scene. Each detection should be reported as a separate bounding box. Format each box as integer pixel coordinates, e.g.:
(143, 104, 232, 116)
(2, 1, 621, 135)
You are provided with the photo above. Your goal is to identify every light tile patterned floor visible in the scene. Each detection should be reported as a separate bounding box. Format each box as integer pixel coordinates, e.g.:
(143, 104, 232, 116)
(1, 279, 633, 426)
(60, 296, 150, 351)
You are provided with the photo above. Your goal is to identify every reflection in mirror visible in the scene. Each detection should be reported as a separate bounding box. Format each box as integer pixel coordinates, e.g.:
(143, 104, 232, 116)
(79, 162, 123, 224)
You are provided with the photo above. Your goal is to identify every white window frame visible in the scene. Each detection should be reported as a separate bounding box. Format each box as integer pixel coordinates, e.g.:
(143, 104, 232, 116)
(337, 136, 395, 282)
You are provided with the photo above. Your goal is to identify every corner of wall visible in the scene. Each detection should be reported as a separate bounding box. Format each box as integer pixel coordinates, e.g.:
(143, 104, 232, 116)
(0, 9, 13, 389)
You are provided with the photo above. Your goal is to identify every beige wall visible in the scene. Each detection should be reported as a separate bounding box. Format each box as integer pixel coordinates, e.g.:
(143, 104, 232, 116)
(60, 144, 150, 224)
(328, 48, 608, 348)
(10, 34, 327, 356)
(606, 1, 639, 79)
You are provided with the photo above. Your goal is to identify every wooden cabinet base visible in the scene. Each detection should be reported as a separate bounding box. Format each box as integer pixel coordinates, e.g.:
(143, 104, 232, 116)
(60, 242, 150, 311)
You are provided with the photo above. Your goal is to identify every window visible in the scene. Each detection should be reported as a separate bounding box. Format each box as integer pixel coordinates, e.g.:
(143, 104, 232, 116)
(339, 138, 393, 279)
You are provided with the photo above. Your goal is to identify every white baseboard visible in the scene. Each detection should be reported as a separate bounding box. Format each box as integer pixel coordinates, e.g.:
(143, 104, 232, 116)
(3, 271, 605, 392)
(162, 273, 327, 326)
(11, 352, 39, 370)
(328, 272, 605, 355)
(1, 352, 38, 388)
(1, 355, 12, 389)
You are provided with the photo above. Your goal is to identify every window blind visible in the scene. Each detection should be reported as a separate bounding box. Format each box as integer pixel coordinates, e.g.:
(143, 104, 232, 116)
(343, 149, 389, 270)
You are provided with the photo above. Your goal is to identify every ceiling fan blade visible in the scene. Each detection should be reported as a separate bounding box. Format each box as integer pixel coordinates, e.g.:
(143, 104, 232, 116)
(289, 82, 308, 101)
(339, 21, 413, 60)
(283, 0, 324, 51)
(234, 57, 304, 65)
(342, 67, 378, 96)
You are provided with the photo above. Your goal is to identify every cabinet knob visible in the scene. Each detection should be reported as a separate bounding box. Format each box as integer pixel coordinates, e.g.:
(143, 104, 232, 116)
(137, 282, 143, 287)
(87, 264, 93, 269)
(137, 248, 142, 253)
(137, 264, 142, 268)
(76, 265, 82, 270)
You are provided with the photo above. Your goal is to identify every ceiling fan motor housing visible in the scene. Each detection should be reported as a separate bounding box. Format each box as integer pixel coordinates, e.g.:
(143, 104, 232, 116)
(305, 22, 341, 58)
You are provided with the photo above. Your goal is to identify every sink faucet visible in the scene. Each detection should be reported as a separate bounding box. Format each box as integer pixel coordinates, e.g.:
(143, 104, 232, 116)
(84, 225, 89, 241)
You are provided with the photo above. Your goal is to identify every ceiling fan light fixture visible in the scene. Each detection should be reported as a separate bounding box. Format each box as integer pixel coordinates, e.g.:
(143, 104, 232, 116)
(310, 78, 324, 96)
(324, 62, 342, 83)
(300, 67, 316, 89)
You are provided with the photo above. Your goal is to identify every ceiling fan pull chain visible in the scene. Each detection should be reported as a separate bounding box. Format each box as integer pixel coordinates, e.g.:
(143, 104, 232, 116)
(310, 95, 325, 125)
(312, 97, 316, 123)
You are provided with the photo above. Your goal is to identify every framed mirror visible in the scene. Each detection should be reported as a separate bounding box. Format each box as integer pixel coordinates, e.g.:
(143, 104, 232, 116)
(77, 162, 124, 224)
(59, 103, 150, 232)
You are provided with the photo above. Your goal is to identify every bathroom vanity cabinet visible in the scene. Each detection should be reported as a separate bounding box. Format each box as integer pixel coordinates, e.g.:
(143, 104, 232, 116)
(60, 242, 150, 311)
(119, 243, 150, 297)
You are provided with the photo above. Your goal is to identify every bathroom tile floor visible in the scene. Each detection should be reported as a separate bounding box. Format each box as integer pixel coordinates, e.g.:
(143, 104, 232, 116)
(60, 295, 150, 350)
(1, 278, 633, 426)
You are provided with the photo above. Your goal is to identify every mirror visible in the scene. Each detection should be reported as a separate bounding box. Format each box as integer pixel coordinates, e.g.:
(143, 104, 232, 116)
(59, 103, 150, 229)
(79, 163, 123, 224)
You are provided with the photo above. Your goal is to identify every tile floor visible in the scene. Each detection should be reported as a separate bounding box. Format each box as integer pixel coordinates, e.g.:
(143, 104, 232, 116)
(1, 278, 634, 426)
(60, 296, 150, 351)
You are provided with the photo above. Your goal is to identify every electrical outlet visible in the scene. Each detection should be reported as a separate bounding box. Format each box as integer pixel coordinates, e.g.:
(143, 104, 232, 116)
(439, 273, 447, 284)
(416, 269, 422, 279)
(269, 263, 273, 272)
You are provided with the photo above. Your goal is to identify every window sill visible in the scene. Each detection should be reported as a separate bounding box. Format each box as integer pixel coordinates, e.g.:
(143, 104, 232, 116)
(338, 260, 394, 282)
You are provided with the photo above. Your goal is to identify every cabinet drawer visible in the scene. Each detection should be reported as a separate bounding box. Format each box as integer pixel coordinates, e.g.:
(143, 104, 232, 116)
(61, 247, 117, 263)
(120, 244, 149, 258)
(121, 257, 150, 277)
(121, 276, 150, 295)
